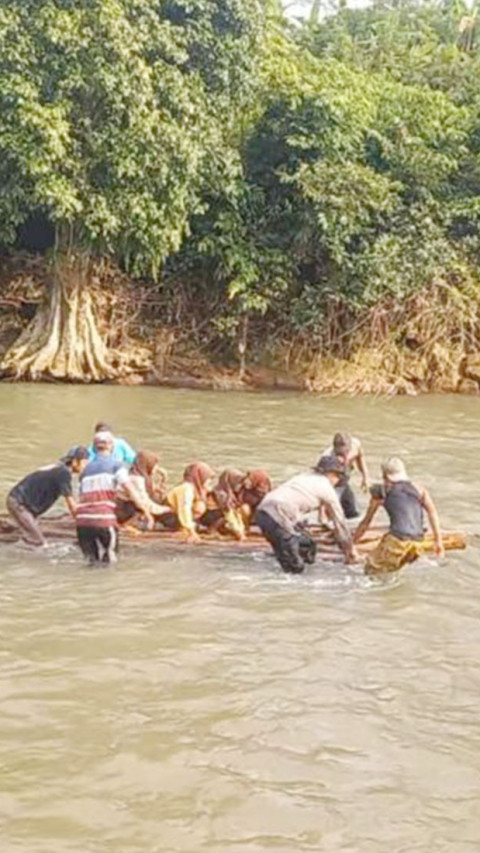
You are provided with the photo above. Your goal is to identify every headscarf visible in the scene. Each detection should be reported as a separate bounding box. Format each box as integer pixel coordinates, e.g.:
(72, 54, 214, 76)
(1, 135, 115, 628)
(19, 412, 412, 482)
(133, 450, 168, 502)
(183, 462, 216, 501)
(133, 450, 159, 478)
(214, 468, 246, 511)
(240, 469, 272, 507)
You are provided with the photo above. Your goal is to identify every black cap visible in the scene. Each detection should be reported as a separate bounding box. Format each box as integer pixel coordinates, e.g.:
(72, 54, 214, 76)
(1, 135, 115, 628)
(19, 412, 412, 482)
(315, 454, 345, 475)
(60, 445, 89, 464)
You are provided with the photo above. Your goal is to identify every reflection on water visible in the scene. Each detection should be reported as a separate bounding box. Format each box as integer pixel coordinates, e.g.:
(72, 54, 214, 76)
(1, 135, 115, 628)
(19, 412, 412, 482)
(1, 385, 479, 853)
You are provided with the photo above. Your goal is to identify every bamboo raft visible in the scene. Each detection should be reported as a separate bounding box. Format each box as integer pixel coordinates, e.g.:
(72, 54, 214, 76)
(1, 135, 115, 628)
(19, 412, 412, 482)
(0, 514, 467, 562)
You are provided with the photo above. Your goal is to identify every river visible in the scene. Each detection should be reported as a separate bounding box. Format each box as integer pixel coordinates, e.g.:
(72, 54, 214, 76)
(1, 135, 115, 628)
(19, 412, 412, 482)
(1, 385, 479, 853)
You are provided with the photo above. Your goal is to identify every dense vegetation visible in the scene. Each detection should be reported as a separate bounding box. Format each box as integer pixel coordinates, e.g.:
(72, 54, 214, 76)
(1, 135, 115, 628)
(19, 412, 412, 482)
(1, 0, 480, 388)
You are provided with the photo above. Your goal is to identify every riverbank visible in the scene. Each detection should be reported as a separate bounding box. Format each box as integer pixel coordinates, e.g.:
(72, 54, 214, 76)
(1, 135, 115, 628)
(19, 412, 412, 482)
(4, 350, 479, 395)
(1, 254, 480, 395)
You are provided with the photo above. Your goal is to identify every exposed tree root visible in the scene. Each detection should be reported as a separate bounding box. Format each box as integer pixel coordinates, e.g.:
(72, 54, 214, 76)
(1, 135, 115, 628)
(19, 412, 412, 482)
(1, 254, 143, 382)
(2, 254, 480, 393)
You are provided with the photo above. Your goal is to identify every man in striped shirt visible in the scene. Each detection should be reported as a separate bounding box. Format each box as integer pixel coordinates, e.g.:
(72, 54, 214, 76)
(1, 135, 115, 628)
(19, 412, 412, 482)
(76, 430, 153, 565)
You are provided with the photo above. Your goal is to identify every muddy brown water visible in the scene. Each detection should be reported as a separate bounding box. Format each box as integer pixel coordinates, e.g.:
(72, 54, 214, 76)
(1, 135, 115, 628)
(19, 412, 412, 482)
(0, 385, 479, 853)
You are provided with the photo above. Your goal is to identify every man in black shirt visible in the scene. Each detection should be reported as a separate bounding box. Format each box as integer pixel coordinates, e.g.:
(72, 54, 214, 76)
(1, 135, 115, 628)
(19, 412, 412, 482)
(7, 446, 89, 547)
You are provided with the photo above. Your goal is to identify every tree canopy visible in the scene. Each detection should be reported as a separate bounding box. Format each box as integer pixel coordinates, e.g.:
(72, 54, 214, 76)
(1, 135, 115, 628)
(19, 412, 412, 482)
(1, 0, 480, 378)
(0, 0, 262, 274)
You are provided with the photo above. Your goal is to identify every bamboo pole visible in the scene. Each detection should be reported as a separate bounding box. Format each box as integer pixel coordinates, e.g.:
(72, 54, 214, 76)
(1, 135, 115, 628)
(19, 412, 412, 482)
(0, 514, 467, 555)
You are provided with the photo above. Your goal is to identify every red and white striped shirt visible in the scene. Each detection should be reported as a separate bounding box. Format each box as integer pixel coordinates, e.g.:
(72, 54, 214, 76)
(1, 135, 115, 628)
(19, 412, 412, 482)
(77, 456, 129, 529)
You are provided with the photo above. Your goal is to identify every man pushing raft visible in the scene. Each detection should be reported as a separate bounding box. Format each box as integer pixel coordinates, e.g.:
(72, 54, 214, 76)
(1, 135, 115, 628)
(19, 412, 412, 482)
(256, 455, 356, 573)
(6, 446, 89, 547)
(2, 417, 456, 573)
(354, 456, 444, 572)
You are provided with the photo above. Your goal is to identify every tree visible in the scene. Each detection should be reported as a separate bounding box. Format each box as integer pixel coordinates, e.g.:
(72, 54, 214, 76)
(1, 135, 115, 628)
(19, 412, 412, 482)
(0, 0, 262, 380)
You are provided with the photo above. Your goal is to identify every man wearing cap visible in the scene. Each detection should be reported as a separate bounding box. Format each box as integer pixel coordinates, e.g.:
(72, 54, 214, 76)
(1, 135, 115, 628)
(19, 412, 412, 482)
(87, 421, 136, 465)
(354, 456, 444, 573)
(318, 432, 370, 519)
(6, 447, 89, 547)
(76, 430, 153, 565)
(255, 456, 356, 573)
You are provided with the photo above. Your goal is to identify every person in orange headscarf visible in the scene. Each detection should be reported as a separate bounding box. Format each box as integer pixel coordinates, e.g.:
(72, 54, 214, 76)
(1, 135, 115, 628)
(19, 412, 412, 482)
(239, 469, 273, 531)
(199, 468, 247, 541)
(160, 462, 216, 542)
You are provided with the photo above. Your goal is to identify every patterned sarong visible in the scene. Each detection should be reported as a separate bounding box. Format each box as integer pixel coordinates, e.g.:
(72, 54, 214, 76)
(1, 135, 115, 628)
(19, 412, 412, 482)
(365, 533, 424, 574)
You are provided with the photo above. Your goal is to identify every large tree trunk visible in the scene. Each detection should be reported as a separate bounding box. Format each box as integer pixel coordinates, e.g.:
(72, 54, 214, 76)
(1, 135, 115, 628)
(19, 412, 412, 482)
(1, 253, 118, 382)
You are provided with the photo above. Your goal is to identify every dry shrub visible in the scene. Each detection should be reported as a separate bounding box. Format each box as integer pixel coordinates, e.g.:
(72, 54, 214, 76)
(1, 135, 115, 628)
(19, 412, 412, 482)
(291, 279, 480, 395)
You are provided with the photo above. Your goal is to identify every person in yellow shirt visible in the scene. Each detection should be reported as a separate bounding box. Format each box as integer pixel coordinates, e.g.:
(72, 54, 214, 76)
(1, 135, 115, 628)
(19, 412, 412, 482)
(161, 461, 216, 542)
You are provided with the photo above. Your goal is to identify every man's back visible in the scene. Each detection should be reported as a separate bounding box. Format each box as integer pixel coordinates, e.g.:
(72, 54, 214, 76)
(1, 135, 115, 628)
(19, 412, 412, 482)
(259, 470, 339, 531)
(77, 456, 128, 528)
(10, 464, 72, 516)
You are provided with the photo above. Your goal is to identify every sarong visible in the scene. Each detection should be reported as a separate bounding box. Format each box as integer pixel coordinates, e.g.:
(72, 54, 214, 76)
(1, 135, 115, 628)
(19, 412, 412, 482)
(365, 533, 424, 574)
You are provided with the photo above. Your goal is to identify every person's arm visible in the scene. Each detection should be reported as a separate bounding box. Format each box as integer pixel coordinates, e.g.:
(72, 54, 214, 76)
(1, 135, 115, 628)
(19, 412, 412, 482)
(420, 487, 444, 559)
(355, 446, 370, 492)
(117, 470, 154, 530)
(168, 483, 199, 541)
(353, 496, 382, 543)
(123, 481, 154, 530)
(64, 495, 77, 517)
(350, 439, 369, 490)
(324, 491, 356, 562)
(59, 468, 76, 517)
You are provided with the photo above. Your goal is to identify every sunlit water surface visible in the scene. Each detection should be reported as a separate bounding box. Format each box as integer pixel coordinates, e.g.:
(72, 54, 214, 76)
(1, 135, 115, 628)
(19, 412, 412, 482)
(0, 385, 479, 853)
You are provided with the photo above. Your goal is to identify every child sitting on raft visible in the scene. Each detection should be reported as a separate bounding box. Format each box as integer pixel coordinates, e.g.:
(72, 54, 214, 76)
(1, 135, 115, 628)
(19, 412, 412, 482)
(159, 462, 216, 542)
(115, 450, 169, 530)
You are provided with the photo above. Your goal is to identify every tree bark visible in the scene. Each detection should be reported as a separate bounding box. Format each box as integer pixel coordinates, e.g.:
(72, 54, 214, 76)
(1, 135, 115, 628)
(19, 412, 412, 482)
(1, 253, 118, 382)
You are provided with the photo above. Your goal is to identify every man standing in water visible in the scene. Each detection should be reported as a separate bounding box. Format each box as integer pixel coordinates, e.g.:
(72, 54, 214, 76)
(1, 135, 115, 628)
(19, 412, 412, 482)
(76, 430, 153, 565)
(6, 446, 89, 547)
(318, 432, 370, 518)
(354, 456, 444, 573)
(256, 456, 356, 573)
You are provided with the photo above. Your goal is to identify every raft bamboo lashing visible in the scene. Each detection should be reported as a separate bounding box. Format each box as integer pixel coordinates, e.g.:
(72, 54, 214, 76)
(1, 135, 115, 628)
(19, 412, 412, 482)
(0, 513, 467, 559)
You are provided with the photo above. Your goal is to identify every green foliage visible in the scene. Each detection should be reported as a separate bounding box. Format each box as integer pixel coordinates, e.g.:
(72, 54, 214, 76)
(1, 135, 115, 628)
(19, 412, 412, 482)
(2, 0, 480, 358)
(0, 0, 262, 273)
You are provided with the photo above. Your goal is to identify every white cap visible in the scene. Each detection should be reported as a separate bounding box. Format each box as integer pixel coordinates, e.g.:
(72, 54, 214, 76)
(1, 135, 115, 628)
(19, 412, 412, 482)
(381, 456, 408, 483)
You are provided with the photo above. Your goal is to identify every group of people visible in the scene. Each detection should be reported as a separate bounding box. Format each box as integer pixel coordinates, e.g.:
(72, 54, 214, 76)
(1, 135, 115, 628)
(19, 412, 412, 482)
(5, 423, 444, 574)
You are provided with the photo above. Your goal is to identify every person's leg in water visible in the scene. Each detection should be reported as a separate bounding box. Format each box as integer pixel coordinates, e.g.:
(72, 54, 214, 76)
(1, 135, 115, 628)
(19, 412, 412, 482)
(77, 527, 101, 565)
(276, 534, 306, 573)
(6, 494, 46, 547)
(298, 532, 317, 565)
(256, 510, 306, 573)
(98, 528, 118, 564)
(337, 484, 359, 519)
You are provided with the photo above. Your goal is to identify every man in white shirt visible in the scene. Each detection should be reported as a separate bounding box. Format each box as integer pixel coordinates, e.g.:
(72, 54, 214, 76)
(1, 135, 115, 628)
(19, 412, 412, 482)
(256, 456, 355, 573)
